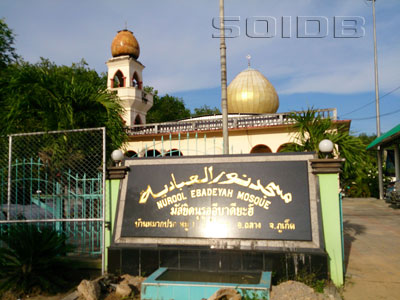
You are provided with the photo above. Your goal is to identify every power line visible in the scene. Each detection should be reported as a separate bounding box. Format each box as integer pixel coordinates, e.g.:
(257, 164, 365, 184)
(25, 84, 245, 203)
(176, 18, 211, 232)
(339, 84, 400, 118)
(350, 107, 400, 121)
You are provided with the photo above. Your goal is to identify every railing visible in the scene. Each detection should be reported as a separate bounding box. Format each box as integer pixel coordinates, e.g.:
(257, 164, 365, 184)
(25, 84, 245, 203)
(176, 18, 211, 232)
(127, 108, 337, 136)
(0, 159, 103, 254)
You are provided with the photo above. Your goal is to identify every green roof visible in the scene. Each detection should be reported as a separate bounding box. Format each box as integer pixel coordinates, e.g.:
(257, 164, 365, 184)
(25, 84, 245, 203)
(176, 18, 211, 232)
(367, 123, 400, 150)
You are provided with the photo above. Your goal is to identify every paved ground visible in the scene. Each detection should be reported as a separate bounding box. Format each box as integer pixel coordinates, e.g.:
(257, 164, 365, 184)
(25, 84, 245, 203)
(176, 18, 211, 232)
(342, 198, 400, 300)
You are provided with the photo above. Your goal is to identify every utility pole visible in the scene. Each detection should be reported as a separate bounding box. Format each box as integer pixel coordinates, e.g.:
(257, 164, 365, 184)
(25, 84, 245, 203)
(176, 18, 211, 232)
(219, 0, 229, 154)
(370, 0, 383, 199)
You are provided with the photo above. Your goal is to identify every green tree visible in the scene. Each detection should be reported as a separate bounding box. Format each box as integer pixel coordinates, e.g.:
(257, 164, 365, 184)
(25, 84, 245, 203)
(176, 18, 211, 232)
(0, 18, 19, 68)
(358, 133, 377, 146)
(282, 109, 369, 194)
(192, 105, 221, 117)
(0, 59, 127, 156)
(144, 87, 222, 122)
(146, 87, 191, 123)
(344, 133, 381, 198)
(0, 19, 126, 163)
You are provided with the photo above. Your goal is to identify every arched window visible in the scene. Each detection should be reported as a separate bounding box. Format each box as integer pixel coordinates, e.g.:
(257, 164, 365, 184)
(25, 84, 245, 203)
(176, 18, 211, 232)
(132, 72, 142, 89)
(145, 149, 161, 157)
(250, 144, 272, 154)
(277, 143, 298, 153)
(134, 115, 142, 125)
(125, 150, 137, 158)
(112, 70, 125, 88)
(165, 149, 183, 157)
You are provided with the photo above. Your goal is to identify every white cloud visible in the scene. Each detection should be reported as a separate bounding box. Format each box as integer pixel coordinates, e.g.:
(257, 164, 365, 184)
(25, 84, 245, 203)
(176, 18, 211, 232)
(1, 0, 399, 96)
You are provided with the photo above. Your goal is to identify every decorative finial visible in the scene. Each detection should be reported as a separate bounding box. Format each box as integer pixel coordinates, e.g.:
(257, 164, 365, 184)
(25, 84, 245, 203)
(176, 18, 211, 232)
(124, 21, 127, 30)
(246, 54, 251, 68)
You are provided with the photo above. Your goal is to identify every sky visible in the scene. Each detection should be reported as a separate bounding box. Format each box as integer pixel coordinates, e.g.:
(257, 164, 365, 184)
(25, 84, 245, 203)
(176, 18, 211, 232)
(1, 0, 399, 135)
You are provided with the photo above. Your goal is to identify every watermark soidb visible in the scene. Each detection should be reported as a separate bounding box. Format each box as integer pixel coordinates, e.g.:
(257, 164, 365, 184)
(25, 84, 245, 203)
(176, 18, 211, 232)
(212, 16, 366, 38)
(334, 16, 365, 38)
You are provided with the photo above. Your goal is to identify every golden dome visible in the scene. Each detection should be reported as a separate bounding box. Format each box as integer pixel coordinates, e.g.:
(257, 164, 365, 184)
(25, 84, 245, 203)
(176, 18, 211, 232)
(227, 68, 279, 114)
(111, 29, 140, 59)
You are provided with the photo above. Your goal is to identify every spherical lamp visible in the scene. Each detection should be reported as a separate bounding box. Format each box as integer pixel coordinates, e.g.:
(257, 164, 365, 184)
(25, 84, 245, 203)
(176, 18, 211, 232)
(318, 139, 334, 158)
(111, 149, 124, 165)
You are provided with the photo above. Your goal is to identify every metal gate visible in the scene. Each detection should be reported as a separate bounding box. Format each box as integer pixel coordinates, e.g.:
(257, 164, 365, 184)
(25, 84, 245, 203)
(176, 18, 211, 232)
(0, 128, 106, 264)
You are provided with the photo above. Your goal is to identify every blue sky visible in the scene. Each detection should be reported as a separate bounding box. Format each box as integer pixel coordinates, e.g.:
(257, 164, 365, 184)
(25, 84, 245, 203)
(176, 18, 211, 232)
(1, 0, 399, 135)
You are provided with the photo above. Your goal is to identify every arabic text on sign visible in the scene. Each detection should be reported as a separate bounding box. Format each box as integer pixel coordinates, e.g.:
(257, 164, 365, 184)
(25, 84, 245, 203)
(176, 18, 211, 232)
(139, 166, 292, 204)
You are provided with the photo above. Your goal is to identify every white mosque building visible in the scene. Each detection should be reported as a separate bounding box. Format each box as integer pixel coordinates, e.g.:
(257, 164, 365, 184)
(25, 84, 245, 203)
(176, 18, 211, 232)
(107, 29, 349, 157)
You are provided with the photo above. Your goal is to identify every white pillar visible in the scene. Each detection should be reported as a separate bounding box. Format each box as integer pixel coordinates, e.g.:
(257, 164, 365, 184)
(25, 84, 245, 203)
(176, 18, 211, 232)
(377, 147, 384, 199)
(395, 144, 400, 181)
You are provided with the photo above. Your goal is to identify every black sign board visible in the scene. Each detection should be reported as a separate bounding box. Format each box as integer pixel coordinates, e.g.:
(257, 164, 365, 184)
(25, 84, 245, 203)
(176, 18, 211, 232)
(113, 153, 322, 251)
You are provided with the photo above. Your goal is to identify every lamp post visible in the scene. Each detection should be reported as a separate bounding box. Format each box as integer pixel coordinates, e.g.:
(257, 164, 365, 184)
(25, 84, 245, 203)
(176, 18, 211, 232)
(371, 0, 380, 138)
(369, 0, 383, 199)
(104, 149, 128, 275)
(310, 144, 345, 286)
(219, 0, 229, 154)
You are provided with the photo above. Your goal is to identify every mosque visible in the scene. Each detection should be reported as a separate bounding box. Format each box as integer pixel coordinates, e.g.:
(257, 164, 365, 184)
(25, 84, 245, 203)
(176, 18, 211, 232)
(105, 29, 351, 285)
(107, 29, 350, 157)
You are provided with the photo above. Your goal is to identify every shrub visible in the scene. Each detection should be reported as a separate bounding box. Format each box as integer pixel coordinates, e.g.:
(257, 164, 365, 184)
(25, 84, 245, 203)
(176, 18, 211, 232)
(0, 224, 74, 295)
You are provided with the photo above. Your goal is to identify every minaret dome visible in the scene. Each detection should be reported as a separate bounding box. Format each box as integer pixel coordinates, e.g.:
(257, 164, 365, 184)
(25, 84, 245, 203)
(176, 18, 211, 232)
(111, 29, 140, 59)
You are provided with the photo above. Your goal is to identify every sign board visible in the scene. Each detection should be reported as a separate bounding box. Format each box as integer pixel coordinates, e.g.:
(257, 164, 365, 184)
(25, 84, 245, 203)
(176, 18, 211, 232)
(113, 153, 323, 251)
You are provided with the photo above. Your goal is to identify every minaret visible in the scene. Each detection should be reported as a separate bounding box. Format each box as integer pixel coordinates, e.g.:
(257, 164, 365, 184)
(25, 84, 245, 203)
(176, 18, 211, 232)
(106, 29, 153, 126)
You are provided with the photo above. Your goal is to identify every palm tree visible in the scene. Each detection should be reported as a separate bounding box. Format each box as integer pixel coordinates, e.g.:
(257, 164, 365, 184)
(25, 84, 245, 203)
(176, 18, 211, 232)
(0, 224, 74, 295)
(282, 109, 367, 182)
